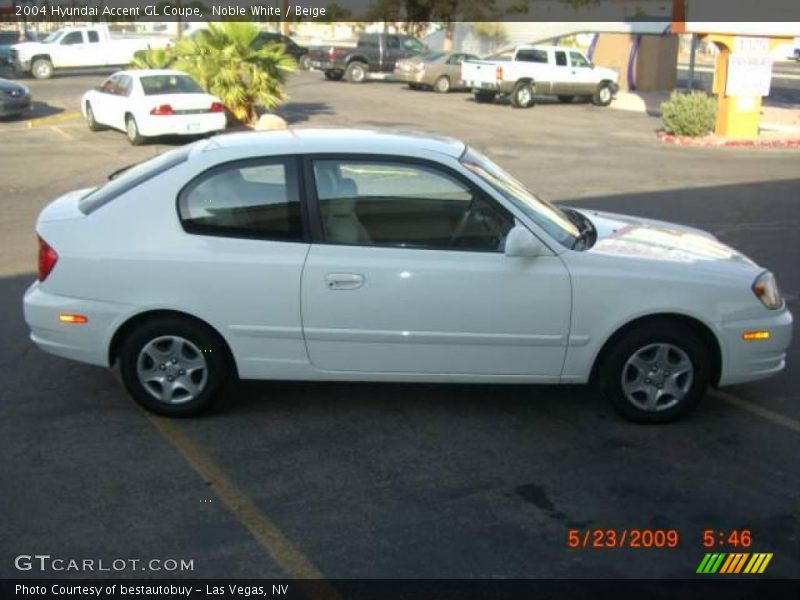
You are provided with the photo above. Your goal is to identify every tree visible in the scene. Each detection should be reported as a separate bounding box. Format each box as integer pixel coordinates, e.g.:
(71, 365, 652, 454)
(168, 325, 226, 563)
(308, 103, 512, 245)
(130, 47, 174, 69)
(174, 22, 297, 124)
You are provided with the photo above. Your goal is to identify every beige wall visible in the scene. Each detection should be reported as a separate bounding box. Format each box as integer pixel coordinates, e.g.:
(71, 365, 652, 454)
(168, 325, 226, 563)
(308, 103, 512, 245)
(593, 33, 678, 92)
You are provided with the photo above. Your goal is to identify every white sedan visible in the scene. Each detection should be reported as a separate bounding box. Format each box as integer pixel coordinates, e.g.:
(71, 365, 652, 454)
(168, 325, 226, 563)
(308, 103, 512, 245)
(80, 69, 227, 145)
(23, 130, 793, 422)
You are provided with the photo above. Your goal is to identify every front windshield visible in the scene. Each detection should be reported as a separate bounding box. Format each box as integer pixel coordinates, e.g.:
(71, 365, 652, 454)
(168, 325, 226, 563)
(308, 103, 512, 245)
(41, 30, 64, 44)
(460, 147, 580, 248)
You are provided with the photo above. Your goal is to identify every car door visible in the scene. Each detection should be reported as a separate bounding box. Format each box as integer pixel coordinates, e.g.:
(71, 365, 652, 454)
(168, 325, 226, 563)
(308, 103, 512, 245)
(568, 51, 597, 96)
(382, 35, 403, 71)
(300, 156, 572, 378)
(91, 75, 120, 126)
(445, 53, 468, 86)
(549, 49, 574, 95)
(57, 31, 88, 67)
(107, 74, 133, 131)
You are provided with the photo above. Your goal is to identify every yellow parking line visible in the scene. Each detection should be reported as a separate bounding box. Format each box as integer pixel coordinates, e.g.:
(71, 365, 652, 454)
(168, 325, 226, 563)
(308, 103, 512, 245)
(26, 111, 81, 128)
(709, 389, 800, 434)
(146, 413, 338, 596)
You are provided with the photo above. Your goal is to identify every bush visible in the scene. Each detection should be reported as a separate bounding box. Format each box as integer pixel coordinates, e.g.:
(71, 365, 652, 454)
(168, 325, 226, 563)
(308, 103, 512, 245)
(661, 91, 717, 137)
(130, 47, 174, 69)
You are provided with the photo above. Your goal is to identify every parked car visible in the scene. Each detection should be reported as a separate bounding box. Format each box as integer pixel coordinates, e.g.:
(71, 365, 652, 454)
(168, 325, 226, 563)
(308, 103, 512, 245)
(0, 77, 31, 118)
(23, 129, 792, 422)
(10, 24, 171, 79)
(462, 45, 619, 108)
(80, 70, 226, 145)
(394, 51, 480, 93)
(253, 31, 311, 70)
(308, 33, 426, 82)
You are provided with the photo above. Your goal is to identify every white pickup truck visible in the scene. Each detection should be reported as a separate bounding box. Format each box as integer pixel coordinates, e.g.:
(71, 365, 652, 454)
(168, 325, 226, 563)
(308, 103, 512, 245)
(462, 45, 620, 108)
(10, 25, 171, 80)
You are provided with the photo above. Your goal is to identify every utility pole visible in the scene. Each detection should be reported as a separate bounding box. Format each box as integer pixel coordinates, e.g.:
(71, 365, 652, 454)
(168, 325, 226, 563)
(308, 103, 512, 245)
(687, 33, 697, 90)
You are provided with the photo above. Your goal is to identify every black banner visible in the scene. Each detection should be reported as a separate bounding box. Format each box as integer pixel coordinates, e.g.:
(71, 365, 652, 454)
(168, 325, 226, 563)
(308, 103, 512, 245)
(2, 0, 800, 23)
(3, 579, 800, 600)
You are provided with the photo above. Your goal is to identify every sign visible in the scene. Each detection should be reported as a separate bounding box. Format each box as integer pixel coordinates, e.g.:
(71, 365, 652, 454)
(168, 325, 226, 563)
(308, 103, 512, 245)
(733, 37, 770, 56)
(726, 55, 773, 97)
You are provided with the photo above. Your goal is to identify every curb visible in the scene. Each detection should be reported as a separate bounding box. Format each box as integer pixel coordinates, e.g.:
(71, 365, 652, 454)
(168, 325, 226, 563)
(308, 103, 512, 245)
(657, 130, 800, 148)
(26, 111, 81, 128)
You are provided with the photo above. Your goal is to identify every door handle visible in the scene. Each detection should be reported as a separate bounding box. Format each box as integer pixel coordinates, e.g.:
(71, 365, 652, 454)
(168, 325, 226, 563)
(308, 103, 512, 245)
(325, 273, 365, 290)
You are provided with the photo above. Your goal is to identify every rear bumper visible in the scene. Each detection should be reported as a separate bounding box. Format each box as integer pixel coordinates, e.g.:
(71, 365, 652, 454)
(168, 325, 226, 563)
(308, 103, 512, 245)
(717, 307, 793, 386)
(137, 112, 226, 137)
(23, 282, 133, 368)
(309, 60, 338, 71)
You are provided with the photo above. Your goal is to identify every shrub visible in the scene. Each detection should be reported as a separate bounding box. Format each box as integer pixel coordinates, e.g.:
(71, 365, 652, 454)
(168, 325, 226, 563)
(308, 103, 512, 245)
(660, 91, 717, 137)
(130, 47, 174, 69)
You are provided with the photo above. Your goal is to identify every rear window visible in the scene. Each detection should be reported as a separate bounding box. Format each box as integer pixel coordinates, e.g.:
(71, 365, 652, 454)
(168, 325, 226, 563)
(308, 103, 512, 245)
(140, 74, 203, 96)
(79, 146, 192, 215)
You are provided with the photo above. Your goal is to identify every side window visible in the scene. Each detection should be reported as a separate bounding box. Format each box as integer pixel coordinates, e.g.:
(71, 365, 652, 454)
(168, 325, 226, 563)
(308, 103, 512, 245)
(386, 35, 401, 50)
(101, 76, 118, 94)
(554, 51, 568, 67)
(446, 53, 463, 65)
(570, 51, 591, 68)
(516, 49, 548, 63)
(116, 75, 132, 96)
(402, 37, 424, 52)
(61, 31, 84, 45)
(179, 160, 303, 241)
(313, 159, 513, 251)
(87, 31, 99, 43)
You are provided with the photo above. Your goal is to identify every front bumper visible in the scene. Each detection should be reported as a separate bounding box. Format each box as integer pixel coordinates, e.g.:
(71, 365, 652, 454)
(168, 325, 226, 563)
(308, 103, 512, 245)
(11, 57, 31, 72)
(0, 94, 31, 117)
(717, 307, 793, 386)
(393, 68, 425, 83)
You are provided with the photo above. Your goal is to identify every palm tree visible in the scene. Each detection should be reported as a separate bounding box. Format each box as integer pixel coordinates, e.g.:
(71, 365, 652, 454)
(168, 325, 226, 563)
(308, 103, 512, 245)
(130, 48, 175, 69)
(174, 22, 297, 124)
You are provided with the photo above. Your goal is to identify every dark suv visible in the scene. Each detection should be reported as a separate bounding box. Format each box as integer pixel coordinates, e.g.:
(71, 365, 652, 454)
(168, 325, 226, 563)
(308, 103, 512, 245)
(253, 32, 311, 70)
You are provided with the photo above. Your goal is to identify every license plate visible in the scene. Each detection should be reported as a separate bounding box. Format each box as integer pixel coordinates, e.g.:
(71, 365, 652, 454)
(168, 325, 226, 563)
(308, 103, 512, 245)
(186, 122, 201, 133)
(311, 61, 323, 68)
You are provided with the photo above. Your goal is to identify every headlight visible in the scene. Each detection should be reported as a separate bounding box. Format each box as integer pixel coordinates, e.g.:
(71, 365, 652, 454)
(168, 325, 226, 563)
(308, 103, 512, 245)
(752, 271, 783, 310)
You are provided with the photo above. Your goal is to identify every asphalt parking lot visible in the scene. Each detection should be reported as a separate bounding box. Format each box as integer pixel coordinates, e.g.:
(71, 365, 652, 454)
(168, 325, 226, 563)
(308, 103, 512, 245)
(1, 70, 798, 580)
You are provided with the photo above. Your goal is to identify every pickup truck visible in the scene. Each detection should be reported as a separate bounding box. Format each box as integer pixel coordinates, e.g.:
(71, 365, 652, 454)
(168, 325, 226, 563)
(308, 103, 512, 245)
(462, 45, 619, 108)
(10, 25, 171, 80)
(308, 33, 426, 83)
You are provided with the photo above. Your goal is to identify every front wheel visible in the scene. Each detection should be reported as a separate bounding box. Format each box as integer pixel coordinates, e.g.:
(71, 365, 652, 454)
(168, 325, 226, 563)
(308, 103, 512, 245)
(31, 58, 53, 80)
(345, 61, 367, 83)
(125, 115, 144, 145)
(119, 317, 231, 417)
(510, 81, 535, 108)
(592, 82, 614, 107)
(434, 75, 451, 93)
(598, 322, 710, 423)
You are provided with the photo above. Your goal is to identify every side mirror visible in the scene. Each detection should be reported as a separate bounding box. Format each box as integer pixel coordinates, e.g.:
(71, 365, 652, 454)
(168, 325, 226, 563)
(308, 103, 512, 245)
(504, 225, 544, 258)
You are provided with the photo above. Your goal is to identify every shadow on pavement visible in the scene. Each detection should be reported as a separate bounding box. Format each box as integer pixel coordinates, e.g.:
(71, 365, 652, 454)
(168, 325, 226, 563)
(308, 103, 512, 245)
(278, 101, 334, 125)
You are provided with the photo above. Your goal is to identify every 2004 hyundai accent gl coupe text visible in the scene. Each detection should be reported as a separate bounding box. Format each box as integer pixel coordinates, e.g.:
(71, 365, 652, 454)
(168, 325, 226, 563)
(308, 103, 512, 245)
(23, 130, 793, 422)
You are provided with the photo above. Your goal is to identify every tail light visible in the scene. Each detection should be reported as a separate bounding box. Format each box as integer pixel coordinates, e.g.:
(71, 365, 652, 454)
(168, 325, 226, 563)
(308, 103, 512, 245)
(495, 65, 503, 81)
(210, 102, 225, 113)
(37, 236, 58, 282)
(150, 104, 174, 116)
(328, 47, 336, 60)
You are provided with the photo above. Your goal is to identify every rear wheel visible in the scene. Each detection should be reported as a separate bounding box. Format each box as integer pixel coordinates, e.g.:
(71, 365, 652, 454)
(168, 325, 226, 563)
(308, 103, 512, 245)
(85, 102, 103, 131)
(598, 321, 710, 423)
(345, 61, 367, 83)
(298, 54, 311, 70)
(473, 90, 496, 104)
(434, 75, 451, 93)
(125, 115, 144, 145)
(324, 70, 343, 81)
(510, 81, 535, 108)
(119, 316, 231, 417)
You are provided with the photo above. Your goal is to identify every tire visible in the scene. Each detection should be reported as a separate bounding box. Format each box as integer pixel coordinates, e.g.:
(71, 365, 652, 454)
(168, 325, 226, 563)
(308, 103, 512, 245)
(85, 102, 103, 132)
(510, 81, 535, 108)
(558, 95, 575, 103)
(592, 82, 614, 107)
(434, 75, 451, 93)
(298, 54, 311, 70)
(31, 58, 53, 80)
(345, 61, 367, 83)
(324, 70, 343, 81)
(597, 321, 711, 424)
(119, 316, 231, 417)
(473, 90, 496, 104)
(125, 114, 144, 146)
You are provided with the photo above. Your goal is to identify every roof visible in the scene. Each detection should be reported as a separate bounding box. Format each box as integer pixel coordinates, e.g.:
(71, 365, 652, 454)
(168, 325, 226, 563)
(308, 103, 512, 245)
(516, 44, 582, 53)
(202, 128, 467, 159)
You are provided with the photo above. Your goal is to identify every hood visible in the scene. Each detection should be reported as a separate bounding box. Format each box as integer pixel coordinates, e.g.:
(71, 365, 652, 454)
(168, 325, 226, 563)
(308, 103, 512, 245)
(595, 66, 619, 82)
(10, 41, 45, 55)
(578, 209, 756, 268)
(0, 78, 28, 94)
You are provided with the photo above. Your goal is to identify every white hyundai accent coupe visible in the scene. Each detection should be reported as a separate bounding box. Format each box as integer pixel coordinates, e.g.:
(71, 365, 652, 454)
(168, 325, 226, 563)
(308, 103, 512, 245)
(80, 69, 227, 145)
(23, 130, 793, 422)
